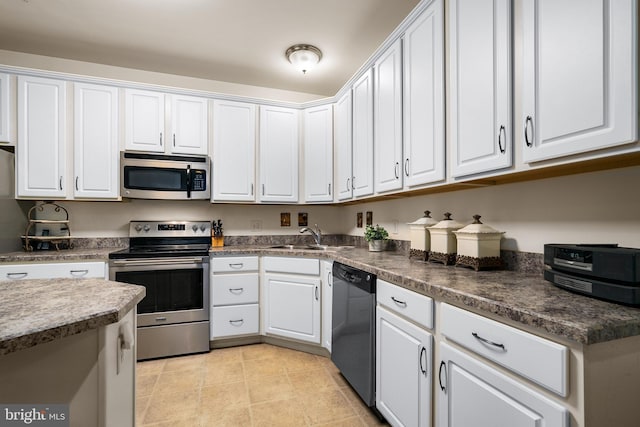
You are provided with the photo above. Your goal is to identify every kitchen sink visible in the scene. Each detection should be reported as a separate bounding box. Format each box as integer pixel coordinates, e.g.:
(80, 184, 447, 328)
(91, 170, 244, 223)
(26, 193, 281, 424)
(268, 244, 354, 251)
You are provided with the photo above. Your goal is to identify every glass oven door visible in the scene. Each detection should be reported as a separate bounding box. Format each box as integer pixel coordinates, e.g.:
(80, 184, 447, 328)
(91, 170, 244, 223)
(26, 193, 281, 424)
(109, 257, 209, 327)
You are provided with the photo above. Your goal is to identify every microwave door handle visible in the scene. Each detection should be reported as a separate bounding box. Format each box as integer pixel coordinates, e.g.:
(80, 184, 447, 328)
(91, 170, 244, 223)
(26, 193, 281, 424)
(186, 165, 191, 198)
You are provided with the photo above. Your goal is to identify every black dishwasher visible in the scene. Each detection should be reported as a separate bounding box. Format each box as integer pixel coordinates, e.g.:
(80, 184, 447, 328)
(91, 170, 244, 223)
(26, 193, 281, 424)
(331, 261, 377, 407)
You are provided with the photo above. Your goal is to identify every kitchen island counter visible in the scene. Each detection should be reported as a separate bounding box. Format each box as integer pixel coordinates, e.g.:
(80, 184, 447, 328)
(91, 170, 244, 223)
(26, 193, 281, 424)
(0, 278, 145, 355)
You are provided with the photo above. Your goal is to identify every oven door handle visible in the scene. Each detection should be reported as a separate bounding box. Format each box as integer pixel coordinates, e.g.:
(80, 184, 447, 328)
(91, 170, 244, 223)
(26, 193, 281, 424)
(111, 257, 204, 266)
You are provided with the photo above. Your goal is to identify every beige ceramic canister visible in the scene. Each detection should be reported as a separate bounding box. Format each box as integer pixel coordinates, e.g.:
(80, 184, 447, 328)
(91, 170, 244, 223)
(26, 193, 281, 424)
(453, 215, 505, 270)
(428, 212, 464, 265)
(407, 210, 438, 261)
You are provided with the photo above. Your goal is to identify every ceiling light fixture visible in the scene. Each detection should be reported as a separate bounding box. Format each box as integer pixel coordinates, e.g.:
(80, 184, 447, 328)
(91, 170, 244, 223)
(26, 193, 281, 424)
(285, 44, 322, 74)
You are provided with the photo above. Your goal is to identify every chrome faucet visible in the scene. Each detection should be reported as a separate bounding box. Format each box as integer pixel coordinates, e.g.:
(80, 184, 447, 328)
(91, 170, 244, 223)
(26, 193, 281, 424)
(300, 224, 322, 246)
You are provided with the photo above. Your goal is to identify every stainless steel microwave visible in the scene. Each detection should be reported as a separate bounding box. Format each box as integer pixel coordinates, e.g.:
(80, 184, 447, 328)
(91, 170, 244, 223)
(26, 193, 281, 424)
(120, 151, 210, 200)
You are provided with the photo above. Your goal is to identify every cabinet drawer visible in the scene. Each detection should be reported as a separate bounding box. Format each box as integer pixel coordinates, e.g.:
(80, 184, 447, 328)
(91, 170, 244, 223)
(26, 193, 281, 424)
(377, 279, 433, 329)
(211, 273, 259, 306)
(441, 303, 568, 397)
(211, 304, 259, 339)
(0, 262, 106, 280)
(263, 256, 319, 275)
(211, 256, 259, 273)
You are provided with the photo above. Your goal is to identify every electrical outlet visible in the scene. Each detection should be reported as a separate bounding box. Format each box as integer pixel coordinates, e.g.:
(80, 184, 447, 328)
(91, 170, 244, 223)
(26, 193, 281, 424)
(250, 220, 262, 231)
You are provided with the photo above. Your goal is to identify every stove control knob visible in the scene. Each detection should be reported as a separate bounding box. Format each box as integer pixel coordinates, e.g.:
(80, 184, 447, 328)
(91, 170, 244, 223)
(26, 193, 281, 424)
(199, 225, 206, 232)
(192, 224, 199, 232)
(143, 225, 150, 232)
(134, 224, 143, 232)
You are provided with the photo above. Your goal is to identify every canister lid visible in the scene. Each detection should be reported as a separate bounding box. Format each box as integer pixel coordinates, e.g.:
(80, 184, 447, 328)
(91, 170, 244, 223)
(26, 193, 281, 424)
(454, 215, 505, 235)
(408, 210, 438, 226)
(428, 212, 464, 230)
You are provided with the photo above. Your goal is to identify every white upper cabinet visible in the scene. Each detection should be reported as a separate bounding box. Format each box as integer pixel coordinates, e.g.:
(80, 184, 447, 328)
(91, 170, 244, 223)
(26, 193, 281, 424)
(125, 88, 164, 152)
(335, 90, 353, 201)
(374, 38, 403, 194)
(125, 89, 208, 155)
(170, 94, 208, 155)
(17, 76, 66, 199)
(449, 0, 512, 177)
(73, 83, 119, 199)
(352, 68, 375, 198)
(403, 0, 445, 187)
(303, 104, 333, 203)
(521, 0, 637, 163)
(259, 105, 299, 203)
(0, 73, 11, 145)
(212, 100, 256, 202)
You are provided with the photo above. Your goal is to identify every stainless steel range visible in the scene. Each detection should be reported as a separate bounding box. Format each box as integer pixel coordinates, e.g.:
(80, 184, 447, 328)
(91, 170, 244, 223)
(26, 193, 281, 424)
(109, 221, 211, 360)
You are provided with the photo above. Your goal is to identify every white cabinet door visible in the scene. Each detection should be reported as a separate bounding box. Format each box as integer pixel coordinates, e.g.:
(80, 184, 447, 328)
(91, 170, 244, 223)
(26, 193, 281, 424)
(263, 273, 321, 344)
(335, 90, 353, 201)
(374, 39, 403, 193)
(124, 88, 164, 152)
(304, 104, 333, 202)
(321, 260, 333, 352)
(376, 306, 431, 427)
(403, 0, 445, 187)
(212, 100, 256, 201)
(352, 69, 374, 198)
(17, 76, 66, 199)
(449, 0, 511, 178)
(521, 0, 637, 163)
(437, 343, 569, 427)
(73, 83, 119, 199)
(259, 105, 299, 203)
(170, 94, 208, 155)
(0, 73, 11, 144)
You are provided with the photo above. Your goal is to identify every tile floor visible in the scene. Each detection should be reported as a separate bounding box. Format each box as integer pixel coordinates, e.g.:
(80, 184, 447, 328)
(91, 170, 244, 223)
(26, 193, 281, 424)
(136, 343, 389, 426)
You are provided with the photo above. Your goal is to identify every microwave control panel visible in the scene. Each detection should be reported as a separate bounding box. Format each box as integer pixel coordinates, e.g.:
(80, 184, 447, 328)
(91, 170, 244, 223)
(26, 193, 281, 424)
(192, 170, 207, 191)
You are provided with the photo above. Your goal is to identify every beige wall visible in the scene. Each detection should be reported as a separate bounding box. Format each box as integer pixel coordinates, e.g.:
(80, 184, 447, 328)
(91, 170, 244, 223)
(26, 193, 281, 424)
(53, 165, 640, 255)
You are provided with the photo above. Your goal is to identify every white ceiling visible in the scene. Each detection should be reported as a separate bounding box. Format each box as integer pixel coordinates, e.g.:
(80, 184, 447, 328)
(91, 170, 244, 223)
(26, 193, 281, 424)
(0, 0, 421, 97)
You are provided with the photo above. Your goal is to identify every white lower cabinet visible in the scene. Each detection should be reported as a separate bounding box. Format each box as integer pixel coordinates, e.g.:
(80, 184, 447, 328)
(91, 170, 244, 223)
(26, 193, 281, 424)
(210, 256, 259, 340)
(0, 261, 107, 280)
(262, 257, 321, 344)
(437, 342, 568, 427)
(321, 260, 333, 352)
(376, 279, 433, 427)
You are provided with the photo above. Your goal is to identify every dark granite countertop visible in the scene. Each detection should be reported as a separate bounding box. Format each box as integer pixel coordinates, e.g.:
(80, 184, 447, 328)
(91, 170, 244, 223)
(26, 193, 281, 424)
(0, 278, 145, 356)
(3, 245, 640, 346)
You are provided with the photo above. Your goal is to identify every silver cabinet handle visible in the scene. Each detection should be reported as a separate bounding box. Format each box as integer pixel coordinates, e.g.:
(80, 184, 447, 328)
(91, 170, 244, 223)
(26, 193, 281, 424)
(346, 178, 350, 191)
(155, 317, 167, 322)
(228, 263, 244, 269)
(59, 176, 63, 191)
(524, 116, 533, 147)
(160, 132, 163, 146)
(439, 361, 447, 393)
(391, 296, 407, 307)
(70, 269, 89, 277)
(327, 270, 331, 287)
(498, 125, 506, 154)
(262, 184, 265, 195)
(228, 287, 244, 294)
(404, 158, 410, 177)
(472, 332, 506, 351)
(328, 183, 331, 195)
(173, 133, 176, 147)
(75, 176, 79, 191)
(419, 346, 427, 377)
(315, 285, 319, 301)
(394, 162, 399, 179)
(251, 183, 254, 196)
(7, 272, 28, 279)
(229, 319, 244, 325)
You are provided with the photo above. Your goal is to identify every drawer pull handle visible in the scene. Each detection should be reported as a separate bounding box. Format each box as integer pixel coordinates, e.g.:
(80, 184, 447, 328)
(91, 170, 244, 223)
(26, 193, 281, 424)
(70, 269, 89, 277)
(229, 263, 244, 269)
(7, 272, 28, 279)
(524, 115, 534, 147)
(228, 287, 244, 294)
(472, 332, 506, 351)
(229, 319, 244, 326)
(438, 361, 447, 393)
(419, 346, 427, 377)
(155, 317, 167, 322)
(391, 296, 407, 307)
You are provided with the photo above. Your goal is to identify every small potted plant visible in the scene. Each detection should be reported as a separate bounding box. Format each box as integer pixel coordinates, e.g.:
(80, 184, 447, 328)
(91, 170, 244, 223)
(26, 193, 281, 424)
(365, 224, 389, 252)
